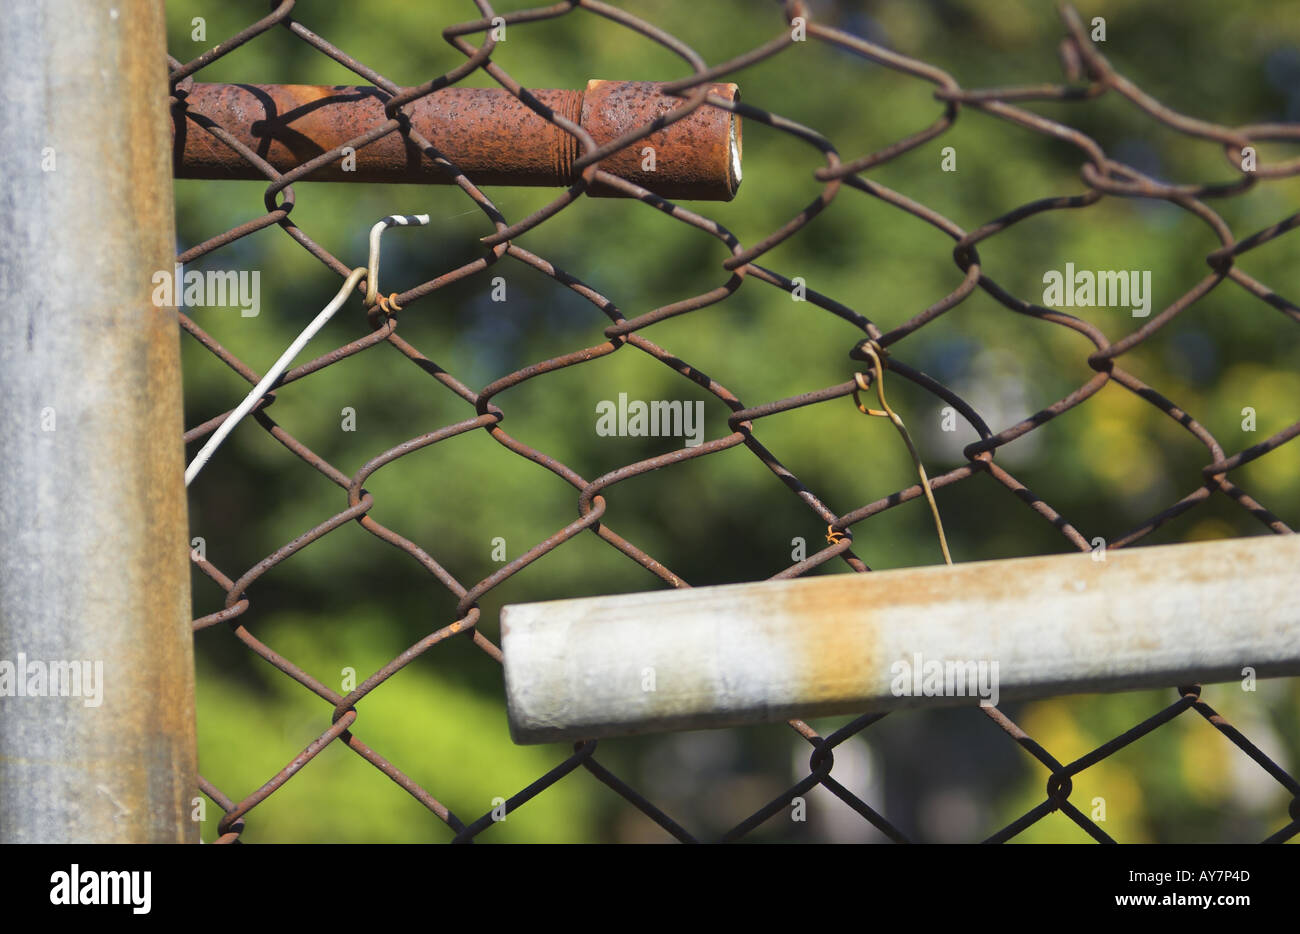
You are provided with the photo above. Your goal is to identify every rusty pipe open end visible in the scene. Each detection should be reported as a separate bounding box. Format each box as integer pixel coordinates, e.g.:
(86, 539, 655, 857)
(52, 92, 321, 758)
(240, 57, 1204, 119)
(581, 80, 741, 201)
(172, 80, 743, 201)
(729, 98, 743, 193)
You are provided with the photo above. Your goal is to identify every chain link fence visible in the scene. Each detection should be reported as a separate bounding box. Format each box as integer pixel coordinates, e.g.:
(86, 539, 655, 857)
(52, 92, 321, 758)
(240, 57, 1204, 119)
(169, 0, 1300, 842)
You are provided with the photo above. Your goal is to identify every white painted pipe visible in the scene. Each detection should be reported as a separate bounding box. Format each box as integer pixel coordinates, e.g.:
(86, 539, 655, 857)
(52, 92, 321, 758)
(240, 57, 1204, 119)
(502, 535, 1300, 744)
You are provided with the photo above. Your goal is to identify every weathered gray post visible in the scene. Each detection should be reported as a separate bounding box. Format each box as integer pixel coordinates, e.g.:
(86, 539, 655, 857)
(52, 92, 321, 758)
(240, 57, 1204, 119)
(0, 0, 197, 842)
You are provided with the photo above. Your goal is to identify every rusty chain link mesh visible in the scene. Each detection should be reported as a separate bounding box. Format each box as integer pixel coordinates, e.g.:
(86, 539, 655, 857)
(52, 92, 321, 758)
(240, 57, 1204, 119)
(170, 0, 1300, 843)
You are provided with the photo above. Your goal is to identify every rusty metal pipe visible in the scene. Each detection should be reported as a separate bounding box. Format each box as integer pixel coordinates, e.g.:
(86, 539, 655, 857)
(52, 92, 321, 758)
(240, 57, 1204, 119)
(173, 80, 742, 201)
(0, 0, 197, 841)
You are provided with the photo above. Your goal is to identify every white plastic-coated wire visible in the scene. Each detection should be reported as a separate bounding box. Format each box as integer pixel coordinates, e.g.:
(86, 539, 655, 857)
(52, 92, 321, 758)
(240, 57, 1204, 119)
(367, 214, 430, 306)
(184, 214, 430, 487)
(184, 267, 364, 487)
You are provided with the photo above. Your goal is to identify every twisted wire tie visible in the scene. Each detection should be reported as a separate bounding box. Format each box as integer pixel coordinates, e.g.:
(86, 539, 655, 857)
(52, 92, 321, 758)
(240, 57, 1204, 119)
(851, 340, 953, 566)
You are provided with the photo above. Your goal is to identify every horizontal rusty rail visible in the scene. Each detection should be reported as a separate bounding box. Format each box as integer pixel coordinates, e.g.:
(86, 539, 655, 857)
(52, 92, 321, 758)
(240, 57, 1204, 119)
(172, 80, 741, 200)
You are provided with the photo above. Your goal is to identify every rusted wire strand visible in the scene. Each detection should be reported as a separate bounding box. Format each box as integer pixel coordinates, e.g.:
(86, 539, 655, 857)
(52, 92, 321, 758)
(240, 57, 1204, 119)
(852, 342, 953, 566)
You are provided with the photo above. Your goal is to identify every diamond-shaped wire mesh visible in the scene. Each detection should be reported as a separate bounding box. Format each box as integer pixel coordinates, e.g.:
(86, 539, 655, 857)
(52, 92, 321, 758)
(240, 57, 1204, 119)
(170, 0, 1300, 842)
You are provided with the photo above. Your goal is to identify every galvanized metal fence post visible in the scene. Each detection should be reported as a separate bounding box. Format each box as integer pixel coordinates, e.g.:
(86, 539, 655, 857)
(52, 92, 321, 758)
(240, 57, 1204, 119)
(0, 0, 197, 842)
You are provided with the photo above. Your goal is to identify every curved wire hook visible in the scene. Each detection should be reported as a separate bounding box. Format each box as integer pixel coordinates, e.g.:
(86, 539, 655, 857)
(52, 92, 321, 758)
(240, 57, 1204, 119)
(185, 214, 430, 487)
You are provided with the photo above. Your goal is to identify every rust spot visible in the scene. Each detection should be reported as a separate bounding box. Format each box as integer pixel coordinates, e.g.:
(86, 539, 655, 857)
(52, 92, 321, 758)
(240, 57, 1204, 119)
(784, 577, 880, 711)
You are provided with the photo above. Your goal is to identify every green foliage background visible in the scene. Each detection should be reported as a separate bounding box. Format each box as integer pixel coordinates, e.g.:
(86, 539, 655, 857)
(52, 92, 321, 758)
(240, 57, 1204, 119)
(169, 0, 1300, 842)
